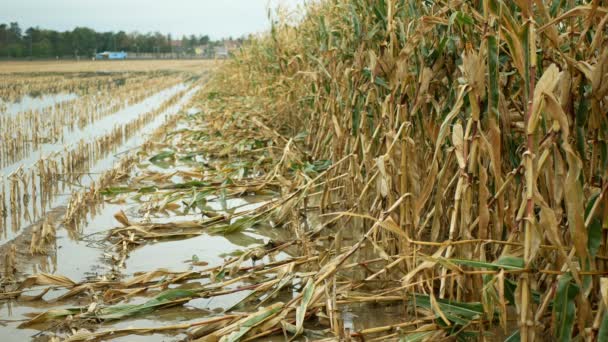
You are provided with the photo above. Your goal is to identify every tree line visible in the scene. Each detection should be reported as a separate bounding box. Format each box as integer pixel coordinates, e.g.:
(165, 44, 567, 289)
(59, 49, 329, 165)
(0, 22, 229, 58)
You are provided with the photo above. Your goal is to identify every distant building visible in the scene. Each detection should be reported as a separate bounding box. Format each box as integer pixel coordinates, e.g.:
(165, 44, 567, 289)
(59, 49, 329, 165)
(213, 40, 240, 59)
(95, 51, 127, 60)
(224, 40, 239, 50)
(194, 45, 209, 56)
(214, 46, 229, 59)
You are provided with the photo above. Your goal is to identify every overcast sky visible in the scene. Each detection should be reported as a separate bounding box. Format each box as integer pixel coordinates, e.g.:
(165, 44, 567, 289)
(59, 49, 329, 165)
(0, 0, 305, 39)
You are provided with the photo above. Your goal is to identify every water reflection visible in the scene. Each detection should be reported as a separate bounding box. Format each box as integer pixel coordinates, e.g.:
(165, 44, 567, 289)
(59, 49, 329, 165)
(0, 85, 198, 241)
(0, 93, 79, 117)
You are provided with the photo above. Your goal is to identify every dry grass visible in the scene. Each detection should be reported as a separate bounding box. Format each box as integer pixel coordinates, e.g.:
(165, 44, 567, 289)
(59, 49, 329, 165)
(0, 59, 221, 74)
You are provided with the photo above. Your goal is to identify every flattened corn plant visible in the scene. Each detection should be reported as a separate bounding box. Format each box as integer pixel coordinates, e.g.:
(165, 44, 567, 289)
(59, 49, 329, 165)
(210, 0, 608, 340)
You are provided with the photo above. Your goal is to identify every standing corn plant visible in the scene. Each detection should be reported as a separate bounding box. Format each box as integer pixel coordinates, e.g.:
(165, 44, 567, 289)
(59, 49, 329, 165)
(204, 0, 608, 340)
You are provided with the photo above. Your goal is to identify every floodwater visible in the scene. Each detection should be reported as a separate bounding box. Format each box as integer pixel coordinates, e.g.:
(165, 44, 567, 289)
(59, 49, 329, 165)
(0, 77, 299, 341)
(0, 195, 284, 341)
(0, 83, 194, 241)
(0, 93, 79, 117)
(1, 84, 187, 176)
(0, 83, 207, 340)
(0, 74, 386, 341)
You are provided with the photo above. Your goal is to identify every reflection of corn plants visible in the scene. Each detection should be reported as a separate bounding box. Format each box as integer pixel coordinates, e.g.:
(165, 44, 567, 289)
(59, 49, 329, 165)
(3, 243, 17, 278)
(0, 177, 4, 231)
(29, 219, 56, 255)
(64, 155, 137, 231)
(62, 87, 194, 231)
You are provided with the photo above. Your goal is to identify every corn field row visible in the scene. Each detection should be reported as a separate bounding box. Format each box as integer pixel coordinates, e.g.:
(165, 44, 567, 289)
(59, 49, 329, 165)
(201, 0, 608, 340)
(0, 72, 146, 102)
(62, 95, 189, 233)
(0, 73, 187, 167)
(0, 85, 191, 236)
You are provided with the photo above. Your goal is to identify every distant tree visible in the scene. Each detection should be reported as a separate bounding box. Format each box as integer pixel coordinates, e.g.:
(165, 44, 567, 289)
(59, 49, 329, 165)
(47, 30, 62, 56)
(152, 32, 167, 53)
(33, 38, 52, 57)
(0, 22, 223, 58)
(0, 24, 8, 57)
(115, 31, 128, 51)
(96, 31, 115, 52)
(72, 27, 96, 56)
(7, 43, 24, 57)
(8, 22, 21, 43)
(24, 27, 52, 57)
(59, 30, 73, 56)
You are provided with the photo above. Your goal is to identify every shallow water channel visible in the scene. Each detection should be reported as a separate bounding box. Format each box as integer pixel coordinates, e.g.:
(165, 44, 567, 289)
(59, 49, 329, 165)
(0, 93, 79, 117)
(0, 83, 192, 241)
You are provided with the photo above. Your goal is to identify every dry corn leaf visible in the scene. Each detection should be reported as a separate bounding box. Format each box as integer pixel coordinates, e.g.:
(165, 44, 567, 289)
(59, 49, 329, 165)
(563, 143, 588, 263)
(114, 210, 131, 227)
(452, 123, 465, 169)
(17, 273, 76, 291)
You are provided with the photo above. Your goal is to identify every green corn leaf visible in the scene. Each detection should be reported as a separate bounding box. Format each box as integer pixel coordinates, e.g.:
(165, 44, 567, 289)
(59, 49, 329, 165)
(598, 309, 608, 341)
(295, 278, 315, 336)
(149, 150, 175, 168)
(209, 217, 258, 235)
(411, 294, 484, 325)
(585, 192, 603, 258)
(446, 256, 524, 271)
(221, 302, 284, 342)
(149, 150, 175, 163)
(553, 274, 579, 341)
(101, 187, 134, 196)
(488, 34, 500, 119)
(95, 289, 197, 320)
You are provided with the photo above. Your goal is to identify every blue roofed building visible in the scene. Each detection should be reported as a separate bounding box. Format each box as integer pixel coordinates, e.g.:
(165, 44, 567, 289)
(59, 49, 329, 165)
(95, 51, 127, 60)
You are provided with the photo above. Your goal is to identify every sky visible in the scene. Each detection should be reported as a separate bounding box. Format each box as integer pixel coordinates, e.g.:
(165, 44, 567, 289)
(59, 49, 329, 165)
(0, 0, 305, 40)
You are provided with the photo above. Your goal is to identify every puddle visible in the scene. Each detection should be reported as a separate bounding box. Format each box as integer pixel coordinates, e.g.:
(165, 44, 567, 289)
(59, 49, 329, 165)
(52, 203, 125, 281)
(0, 204, 287, 342)
(125, 234, 240, 273)
(342, 303, 406, 332)
(0, 300, 65, 341)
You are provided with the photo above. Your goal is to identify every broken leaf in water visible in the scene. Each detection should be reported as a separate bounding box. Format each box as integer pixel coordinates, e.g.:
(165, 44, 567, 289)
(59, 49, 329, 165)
(149, 150, 176, 168)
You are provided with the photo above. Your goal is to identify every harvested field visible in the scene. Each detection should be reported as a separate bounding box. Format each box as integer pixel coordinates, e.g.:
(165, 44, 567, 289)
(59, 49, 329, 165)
(0, 60, 220, 74)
